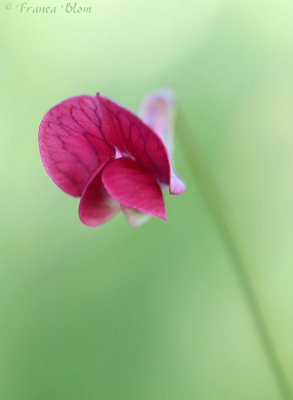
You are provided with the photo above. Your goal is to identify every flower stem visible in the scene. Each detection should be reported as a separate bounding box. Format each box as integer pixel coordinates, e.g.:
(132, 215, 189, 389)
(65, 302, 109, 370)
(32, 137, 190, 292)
(177, 113, 292, 400)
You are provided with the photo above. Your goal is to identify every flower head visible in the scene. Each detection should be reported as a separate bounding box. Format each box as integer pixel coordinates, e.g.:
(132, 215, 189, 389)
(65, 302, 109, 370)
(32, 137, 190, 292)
(39, 90, 185, 226)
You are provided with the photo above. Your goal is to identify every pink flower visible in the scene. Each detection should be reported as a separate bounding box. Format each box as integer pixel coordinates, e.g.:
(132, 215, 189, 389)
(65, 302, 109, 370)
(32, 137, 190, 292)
(39, 89, 185, 226)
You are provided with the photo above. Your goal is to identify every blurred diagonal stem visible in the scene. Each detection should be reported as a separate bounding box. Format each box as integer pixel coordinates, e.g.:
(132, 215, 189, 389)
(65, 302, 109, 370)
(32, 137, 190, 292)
(177, 112, 292, 400)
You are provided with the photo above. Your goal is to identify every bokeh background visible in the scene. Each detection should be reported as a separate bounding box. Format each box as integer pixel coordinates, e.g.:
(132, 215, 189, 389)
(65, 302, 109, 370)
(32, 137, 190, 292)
(1, 0, 293, 399)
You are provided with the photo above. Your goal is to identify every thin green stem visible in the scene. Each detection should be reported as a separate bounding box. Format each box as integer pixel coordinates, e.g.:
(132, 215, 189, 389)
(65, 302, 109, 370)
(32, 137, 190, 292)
(178, 113, 292, 400)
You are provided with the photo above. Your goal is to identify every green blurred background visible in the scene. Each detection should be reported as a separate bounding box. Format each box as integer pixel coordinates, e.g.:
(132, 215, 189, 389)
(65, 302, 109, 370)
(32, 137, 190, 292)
(1, 0, 293, 398)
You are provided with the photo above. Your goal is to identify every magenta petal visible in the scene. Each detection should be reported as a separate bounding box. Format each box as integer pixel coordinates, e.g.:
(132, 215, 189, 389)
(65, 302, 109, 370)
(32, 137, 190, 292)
(39, 95, 115, 197)
(79, 160, 120, 226)
(98, 94, 170, 187)
(102, 157, 167, 220)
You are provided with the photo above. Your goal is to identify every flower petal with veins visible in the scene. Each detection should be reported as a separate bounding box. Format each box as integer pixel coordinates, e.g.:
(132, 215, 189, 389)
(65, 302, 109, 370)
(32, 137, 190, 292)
(79, 160, 120, 226)
(102, 157, 166, 220)
(39, 95, 115, 197)
(98, 94, 170, 186)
